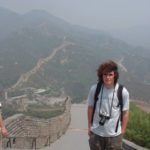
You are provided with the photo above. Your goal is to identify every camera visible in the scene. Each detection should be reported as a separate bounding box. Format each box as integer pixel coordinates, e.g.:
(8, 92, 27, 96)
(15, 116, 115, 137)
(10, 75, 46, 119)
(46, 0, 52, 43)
(99, 112, 110, 126)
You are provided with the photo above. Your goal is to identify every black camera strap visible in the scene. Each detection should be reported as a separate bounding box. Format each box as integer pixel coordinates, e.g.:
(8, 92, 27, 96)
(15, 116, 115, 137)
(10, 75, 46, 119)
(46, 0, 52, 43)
(99, 85, 115, 119)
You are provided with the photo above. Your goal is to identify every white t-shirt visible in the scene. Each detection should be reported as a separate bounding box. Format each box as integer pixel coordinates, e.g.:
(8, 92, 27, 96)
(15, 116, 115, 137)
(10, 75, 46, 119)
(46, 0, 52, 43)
(87, 83, 129, 137)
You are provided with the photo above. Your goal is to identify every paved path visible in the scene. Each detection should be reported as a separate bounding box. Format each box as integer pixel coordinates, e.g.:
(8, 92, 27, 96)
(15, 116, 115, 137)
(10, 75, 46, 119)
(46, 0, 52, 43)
(43, 104, 90, 150)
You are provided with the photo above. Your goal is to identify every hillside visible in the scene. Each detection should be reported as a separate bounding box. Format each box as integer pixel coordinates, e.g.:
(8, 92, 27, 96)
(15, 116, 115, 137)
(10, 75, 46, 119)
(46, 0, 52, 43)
(0, 7, 150, 103)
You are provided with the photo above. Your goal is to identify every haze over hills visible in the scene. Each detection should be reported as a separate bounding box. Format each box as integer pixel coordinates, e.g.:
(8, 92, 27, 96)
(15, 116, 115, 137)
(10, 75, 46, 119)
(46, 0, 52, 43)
(0, 7, 150, 103)
(109, 24, 150, 49)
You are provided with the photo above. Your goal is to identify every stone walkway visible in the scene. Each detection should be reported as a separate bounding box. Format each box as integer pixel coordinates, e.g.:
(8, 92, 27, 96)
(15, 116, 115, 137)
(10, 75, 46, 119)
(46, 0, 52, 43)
(43, 104, 90, 150)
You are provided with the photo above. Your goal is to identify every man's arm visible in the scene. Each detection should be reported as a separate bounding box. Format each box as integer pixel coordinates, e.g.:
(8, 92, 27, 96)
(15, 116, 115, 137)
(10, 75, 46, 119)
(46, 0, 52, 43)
(121, 110, 129, 135)
(87, 105, 93, 136)
(0, 113, 8, 137)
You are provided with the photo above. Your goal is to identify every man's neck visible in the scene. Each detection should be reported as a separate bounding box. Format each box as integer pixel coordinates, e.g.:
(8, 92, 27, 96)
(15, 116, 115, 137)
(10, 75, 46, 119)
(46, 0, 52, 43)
(104, 84, 114, 89)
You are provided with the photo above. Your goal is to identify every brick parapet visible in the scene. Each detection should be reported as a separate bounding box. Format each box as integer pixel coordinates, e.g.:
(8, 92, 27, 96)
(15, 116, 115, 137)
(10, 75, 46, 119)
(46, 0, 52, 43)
(2, 97, 71, 149)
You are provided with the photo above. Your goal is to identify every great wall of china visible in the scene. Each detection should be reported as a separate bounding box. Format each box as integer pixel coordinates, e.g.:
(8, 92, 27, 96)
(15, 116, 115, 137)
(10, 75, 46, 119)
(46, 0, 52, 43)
(2, 98, 71, 149)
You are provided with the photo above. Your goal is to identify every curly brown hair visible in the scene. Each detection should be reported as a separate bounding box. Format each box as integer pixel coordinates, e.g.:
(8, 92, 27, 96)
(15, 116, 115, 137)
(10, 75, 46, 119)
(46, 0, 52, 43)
(97, 60, 119, 85)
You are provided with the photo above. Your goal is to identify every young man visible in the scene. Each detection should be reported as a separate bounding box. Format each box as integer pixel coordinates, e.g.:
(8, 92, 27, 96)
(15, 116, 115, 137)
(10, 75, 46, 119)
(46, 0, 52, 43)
(87, 60, 129, 150)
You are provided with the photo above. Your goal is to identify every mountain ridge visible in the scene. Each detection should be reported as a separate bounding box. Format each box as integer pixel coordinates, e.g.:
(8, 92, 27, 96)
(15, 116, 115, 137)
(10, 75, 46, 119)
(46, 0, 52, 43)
(0, 7, 149, 102)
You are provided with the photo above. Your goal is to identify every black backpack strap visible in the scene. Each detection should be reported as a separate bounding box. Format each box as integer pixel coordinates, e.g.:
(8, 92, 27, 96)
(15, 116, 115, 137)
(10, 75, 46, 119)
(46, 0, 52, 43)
(115, 84, 123, 132)
(117, 84, 123, 121)
(91, 81, 102, 124)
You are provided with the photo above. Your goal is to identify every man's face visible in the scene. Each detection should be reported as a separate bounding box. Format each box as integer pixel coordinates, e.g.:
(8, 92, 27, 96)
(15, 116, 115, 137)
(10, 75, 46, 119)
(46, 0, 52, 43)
(102, 71, 115, 88)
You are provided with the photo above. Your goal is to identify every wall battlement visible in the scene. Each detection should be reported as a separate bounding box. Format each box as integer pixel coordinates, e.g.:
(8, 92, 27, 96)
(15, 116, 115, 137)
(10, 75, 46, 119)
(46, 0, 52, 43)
(2, 98, 71, 149)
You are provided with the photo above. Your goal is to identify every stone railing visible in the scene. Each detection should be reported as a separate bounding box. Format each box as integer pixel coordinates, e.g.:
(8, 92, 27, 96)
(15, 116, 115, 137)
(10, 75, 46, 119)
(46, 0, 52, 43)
(123, 139, 149, 150)
(2, 97, 71, 149)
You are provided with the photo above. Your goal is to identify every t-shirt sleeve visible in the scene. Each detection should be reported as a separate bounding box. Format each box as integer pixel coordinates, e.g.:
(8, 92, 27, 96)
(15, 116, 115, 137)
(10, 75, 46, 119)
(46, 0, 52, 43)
(122, 87, 130, 111)
(87, 85, 96, 106)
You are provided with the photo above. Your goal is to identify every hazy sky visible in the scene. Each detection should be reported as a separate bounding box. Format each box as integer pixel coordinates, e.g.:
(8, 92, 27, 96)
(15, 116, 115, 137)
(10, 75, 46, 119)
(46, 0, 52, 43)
(0, 0, 150, 31)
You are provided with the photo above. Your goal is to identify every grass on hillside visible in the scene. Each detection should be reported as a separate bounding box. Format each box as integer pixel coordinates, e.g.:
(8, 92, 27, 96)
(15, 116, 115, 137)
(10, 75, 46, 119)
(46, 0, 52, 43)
(24, 110, 64, 119)
(125, 102, 150, 149)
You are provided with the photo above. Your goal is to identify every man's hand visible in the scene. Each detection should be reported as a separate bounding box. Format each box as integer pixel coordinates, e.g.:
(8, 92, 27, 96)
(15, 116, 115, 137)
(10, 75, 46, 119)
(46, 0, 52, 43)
(88, 128, 91, 136)
(1, 127, 9, 137)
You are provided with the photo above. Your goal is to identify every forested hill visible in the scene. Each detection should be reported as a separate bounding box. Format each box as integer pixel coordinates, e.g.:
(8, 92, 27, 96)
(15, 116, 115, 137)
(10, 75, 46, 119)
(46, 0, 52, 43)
(0, 7, 150, 103)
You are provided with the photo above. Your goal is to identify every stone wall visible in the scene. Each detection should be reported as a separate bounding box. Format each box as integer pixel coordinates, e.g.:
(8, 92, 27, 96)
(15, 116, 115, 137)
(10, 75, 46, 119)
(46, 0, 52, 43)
(3, 98, 71, 149)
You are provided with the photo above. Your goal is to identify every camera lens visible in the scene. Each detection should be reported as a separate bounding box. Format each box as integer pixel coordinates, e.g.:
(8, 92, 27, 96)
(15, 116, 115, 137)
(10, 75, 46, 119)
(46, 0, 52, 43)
(99, 116, 106, 126)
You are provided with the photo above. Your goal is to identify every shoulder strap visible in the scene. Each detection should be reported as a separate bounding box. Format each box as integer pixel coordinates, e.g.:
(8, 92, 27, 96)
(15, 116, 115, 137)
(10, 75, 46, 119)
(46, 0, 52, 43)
(91, 81, 102, 124)
(117, 84, 123, 121)
(115, 84, 123, 132)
